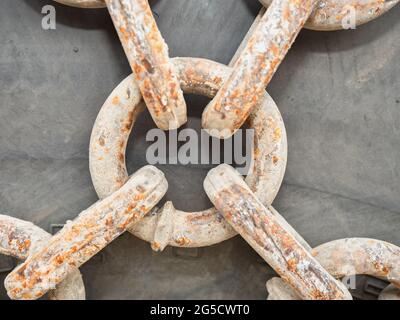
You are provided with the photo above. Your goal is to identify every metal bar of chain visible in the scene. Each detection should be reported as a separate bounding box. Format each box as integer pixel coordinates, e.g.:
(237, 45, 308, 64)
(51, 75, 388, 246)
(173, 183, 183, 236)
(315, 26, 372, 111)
(0, 215, 86, 300)
(229, 7, 267, 67)
(52, 0, 400, 29)
(202, 0, 319, 138)
(0, 215, 49, 259)
(259, 0, 400, 31)
(204, 164, 352, 300)
(5, 166, 167, 300)
(267, 238, 400, 300)
(105, 0, 187, 130)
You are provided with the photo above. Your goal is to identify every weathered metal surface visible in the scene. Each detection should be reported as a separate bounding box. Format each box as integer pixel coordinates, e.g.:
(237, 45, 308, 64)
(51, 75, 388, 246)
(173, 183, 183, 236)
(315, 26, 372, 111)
(0, 215, 85, 300)
(2, 0, 396, 300)
(89, 57, 291, 249)
(204, 164, 351, 300)
(202, 0, 319, 139)
(105, 0, 187, 130)
(234, 1, 399, 78)
(4, 165, 167, 300)
(54, 0, 106, 8)
(267, 238, 400, 300)
(313, 238, 400, 283)
(229, 7, 267, 68)
(260, 0, 399, 31)
(54, 0, 399, 31)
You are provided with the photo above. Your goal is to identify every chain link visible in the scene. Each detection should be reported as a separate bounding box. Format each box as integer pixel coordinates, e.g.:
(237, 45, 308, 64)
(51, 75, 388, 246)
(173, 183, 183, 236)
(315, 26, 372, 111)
(1, 0, 399, 299)
(0, 215, 85, 300)
(89, 57, 288, 249)
(259, 0, 400, 31)
(266, 238, 400, 300)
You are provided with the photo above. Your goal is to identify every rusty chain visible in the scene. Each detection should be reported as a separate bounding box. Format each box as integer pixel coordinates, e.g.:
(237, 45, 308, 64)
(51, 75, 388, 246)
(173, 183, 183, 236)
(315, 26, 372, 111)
(0, 215, 85, 300)
(259, 0, 400, 31)
(89, 57, 288, 249)
(266, 238, 400, 300)
(1, 0, 399, 299)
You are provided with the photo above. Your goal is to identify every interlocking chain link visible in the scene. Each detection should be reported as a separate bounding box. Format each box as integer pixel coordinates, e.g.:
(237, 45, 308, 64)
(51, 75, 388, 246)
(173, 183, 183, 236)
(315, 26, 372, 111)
(260, 0, 400, 31)
(203, 0, 319, 138)
(53, 0, 400, 31)
(204, 164, 352, 300)
(5, 166, 166, 300)
(105, 0, 187, 130)
(202, 0, 400, 137)
(266, 238, 400, 300)
(1, 0, 399, 300)
(0, 215, 85, 300)
(89, 57, 288, 249)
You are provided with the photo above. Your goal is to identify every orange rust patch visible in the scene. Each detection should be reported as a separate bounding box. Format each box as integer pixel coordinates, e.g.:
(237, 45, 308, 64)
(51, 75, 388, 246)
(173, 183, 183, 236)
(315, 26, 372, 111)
(274, 127, 282, 140)
(287, 258, 298, 272)
(175, 236, 191, 246)
(134, 194, 145, 201)
(122, 111, 135, 133)
(112, 96, 120, 105)
(118, 27, 129, 42)
(187, 211, 215, 224)
(373, 260, 391, 276)
(151, 242, 161, 251)
(126, 203, 138, 212)
(54, 255, 64, 265)
(17, 239, 31, 253)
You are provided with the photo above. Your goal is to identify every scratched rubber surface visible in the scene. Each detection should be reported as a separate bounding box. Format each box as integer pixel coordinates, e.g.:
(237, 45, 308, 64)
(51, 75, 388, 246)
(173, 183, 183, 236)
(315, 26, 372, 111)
(0, 0, 399, 299)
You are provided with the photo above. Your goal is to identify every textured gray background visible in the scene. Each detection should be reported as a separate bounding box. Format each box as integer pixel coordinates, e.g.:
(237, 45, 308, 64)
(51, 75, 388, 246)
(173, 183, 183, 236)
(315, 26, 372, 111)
(0, 0, 399, 299)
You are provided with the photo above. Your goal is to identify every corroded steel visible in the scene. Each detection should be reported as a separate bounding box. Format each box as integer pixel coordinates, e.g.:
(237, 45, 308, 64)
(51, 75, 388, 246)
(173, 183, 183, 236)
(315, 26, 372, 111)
(89, 57, 292, 249)
(5, 166, 167, 300)
(229, 7, 267, 67)
(313, 238, 400, 283)
(0, 215, 85, 300)
(239, 1, 399, 68)
(260, 0, 399, 31)
(9, 0, 398, 301)
(54, 0, 106, 8)
(202, 0, 319, 139)
(53, 0, 399, 30)
(105, 0, 187, 130)
(204, 164, 351, 300)
(267, 238, 400, 300)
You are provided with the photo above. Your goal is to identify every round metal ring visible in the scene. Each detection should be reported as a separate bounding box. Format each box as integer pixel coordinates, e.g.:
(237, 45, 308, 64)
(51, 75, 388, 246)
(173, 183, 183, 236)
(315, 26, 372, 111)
(53, 0, 106, 9)
(89, 57, 287, 249)
(259, 0, 399, 31)
(0, 215, 85, 300)
(267, 238, 400, 300)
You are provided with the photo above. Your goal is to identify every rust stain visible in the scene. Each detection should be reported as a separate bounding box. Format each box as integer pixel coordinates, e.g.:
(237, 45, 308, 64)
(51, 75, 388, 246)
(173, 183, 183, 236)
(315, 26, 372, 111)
(106, 0, 187, 130)
(202, 0, 318, 138)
